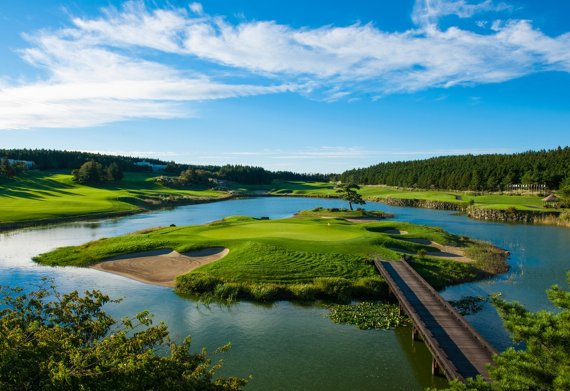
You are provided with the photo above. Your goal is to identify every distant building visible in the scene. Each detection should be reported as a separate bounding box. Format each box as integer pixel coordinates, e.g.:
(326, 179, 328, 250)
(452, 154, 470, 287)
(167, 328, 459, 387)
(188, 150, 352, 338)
(134, 161, 167, 172)
(7, 159, 34, 169)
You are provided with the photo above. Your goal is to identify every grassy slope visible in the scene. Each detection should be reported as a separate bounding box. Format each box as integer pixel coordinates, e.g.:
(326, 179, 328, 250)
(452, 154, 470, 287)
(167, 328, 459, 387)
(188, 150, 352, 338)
(35, 216, 503, 300)
(237, 180, 559, 212)
(2, 172, 555, 228)
(0, 171, 228, 224)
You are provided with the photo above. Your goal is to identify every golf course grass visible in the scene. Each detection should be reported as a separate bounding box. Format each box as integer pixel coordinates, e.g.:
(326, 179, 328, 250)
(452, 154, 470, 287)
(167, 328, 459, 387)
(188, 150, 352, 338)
(0, 170, 229, 228)
(34, 213, 508, 302)
(2, 171, 560, 230)
(238, 181, 559, 212)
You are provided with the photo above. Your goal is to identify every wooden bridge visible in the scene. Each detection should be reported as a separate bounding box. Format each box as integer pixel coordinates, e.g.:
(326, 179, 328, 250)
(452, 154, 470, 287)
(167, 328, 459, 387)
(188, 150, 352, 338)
(375, 260, 497, 381)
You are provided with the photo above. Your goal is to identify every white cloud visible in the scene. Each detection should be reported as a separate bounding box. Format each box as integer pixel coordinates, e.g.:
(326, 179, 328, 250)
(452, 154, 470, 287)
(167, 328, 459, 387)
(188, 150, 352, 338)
(189, 2, 204, 15)
(1, 0, 570, 129)
(412, 0, 512, 26)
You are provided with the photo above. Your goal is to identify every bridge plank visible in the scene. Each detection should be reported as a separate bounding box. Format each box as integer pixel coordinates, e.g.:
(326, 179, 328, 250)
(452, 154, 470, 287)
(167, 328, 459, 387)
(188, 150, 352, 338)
(375, 260, 497, 381)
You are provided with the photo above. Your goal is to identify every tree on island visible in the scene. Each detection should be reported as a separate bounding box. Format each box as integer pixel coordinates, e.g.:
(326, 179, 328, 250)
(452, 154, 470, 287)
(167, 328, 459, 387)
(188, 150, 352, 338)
(438, 272, 570, 391)
(0, 282, 248, 390)
(335, 183, 366, 210)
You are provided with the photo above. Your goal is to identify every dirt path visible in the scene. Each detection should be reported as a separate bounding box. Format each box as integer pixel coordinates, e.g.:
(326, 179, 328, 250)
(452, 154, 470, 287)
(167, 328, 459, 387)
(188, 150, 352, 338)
(91, 247, 229, 287)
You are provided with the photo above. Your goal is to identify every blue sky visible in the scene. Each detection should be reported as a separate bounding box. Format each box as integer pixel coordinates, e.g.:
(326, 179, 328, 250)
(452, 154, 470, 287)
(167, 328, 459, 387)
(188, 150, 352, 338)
(1, 0, 569, 173)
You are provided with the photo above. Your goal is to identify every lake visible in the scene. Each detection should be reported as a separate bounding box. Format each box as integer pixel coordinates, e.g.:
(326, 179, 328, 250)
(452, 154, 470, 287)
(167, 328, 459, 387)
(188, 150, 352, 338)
(1, 197, 568, 390)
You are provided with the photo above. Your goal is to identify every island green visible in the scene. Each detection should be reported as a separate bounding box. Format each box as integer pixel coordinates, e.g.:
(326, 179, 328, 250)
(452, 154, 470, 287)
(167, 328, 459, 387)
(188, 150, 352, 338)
(35, 212, 507, 302)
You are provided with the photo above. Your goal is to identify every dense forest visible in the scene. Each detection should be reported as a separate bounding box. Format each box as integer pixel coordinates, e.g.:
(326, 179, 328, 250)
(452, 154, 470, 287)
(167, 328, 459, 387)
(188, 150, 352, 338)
(340, 147, 570, 191)
(0, 149, 330, 184)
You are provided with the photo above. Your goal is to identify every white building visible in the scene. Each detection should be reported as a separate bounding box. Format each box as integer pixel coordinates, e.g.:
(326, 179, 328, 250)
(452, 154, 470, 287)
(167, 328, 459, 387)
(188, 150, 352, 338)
(7, 159, 34, 169)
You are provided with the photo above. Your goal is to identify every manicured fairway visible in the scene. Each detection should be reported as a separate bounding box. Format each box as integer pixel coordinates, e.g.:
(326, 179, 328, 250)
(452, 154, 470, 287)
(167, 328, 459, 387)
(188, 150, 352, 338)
(241, 181, 559, 212)
(0, 171, 228, 225)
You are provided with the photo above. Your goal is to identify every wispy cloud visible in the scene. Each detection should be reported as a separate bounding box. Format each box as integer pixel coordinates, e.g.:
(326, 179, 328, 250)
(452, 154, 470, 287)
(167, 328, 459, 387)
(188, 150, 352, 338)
(412, 0, 512, 26)
(1, 0, 570, 129)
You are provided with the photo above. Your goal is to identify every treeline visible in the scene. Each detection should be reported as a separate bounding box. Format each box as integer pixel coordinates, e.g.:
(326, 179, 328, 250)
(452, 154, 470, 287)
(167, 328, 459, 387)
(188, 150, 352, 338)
(0, 149, 331, 184)
(340, 147, 570, 191)
(0, 149, 176, 172)
(217, 165, 329, 184)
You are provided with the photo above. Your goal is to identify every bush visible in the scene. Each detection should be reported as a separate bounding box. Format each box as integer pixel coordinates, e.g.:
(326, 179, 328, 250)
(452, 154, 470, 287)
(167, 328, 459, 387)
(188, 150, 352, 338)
(176, 273, 222, 294)
(352, 277, 388, 299)
(289, 284, 319, 301)
(0, 283, 248, 390)
(313, 277, 352, 302)
(213, 283, 242, 302)
(247, 284, 291, 301)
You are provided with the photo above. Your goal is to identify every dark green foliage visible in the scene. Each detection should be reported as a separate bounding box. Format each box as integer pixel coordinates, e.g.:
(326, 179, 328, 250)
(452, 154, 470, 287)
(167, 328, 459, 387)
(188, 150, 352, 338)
(72, 160, 106, 183)
(352, 276, 389, 299)
(0, 282, 248, 391)
(174, 273, 223, 294)
(0, 149, 331, 184)
(106, 162, 123, 181)
(72, 160, 125, 184)
(313, 277, 353, 302)
(437, 272, 570, 391)
(0, 159, 26, 178)
(327, 302, 410, 329)
(180, 167, 212, 184)
(559, 176, 570, 206)
(335, 183, 366, 210)
(341, 146, 570, 191)
(0, 149, 168, 172)
(72, 160, 124, 184)
(176, 276, 387, 304)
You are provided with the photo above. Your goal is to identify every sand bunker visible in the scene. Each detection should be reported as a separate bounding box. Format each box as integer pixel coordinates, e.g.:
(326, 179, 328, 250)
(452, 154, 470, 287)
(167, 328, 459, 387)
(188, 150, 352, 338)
(392, 238, 471, 263)
(91, 247, 229, 287)
(344, 217, 388, 223)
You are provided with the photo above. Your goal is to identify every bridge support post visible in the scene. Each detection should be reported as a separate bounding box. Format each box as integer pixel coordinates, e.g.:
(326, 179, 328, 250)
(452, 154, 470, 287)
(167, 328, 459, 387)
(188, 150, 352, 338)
(411, 326, 422, 342)
(432, 358, 443, 377)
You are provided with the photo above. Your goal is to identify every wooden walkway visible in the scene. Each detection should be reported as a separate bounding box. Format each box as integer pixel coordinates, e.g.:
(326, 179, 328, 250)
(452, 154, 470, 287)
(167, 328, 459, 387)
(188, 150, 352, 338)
(375, 260, 497, 381)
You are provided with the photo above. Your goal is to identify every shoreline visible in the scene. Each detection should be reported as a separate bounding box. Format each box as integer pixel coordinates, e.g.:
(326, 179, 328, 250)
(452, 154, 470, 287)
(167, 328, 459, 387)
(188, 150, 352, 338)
(2, 191, 568, 234)
(246, 192, 570, 228)
(0, 194, 235, 233)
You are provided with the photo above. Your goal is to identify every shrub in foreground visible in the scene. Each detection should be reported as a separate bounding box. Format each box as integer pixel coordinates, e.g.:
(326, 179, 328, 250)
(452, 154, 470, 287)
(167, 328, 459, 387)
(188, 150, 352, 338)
(435, 272, 570, 391)
(0, 282, 248, 391)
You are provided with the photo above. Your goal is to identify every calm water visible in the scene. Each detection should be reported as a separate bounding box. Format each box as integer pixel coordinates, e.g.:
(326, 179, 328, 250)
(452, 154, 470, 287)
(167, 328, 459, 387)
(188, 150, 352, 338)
(1, 197, 569, 390)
